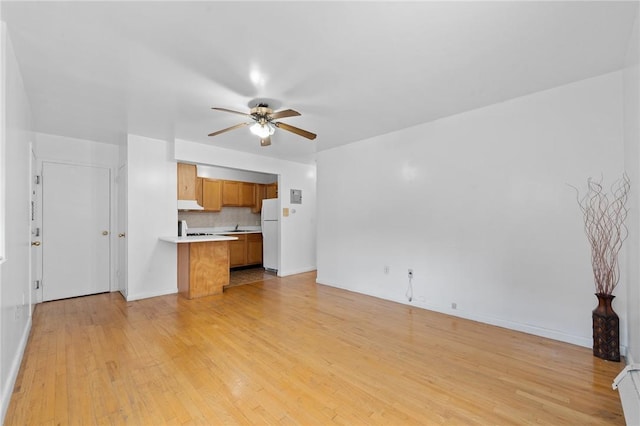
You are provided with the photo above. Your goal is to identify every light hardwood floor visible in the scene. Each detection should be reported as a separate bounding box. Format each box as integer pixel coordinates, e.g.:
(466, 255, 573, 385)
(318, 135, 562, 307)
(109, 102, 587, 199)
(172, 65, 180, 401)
(6, 271, 624, 425)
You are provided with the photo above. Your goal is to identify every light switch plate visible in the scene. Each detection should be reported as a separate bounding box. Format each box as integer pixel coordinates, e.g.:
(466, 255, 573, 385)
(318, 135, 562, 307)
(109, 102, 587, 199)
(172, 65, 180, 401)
(283, 207, 290, 217)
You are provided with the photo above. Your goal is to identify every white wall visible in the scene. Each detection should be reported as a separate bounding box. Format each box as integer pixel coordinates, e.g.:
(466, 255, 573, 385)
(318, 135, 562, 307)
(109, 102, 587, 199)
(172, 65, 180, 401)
(175, 139, 316, 276)
(624, 10, 640, 365)
(35, 133, 119, 167)
(0, 26, 33, 422)
(317, 71, 625, 349)
(125, 134, 177, 300)
(33, 132, 119, 303)
(196, 164, 276, 184)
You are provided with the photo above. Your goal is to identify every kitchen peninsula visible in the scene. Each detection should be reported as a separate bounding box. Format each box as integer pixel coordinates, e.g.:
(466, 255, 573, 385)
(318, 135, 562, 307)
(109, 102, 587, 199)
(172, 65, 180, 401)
(159, 234, 238, 299)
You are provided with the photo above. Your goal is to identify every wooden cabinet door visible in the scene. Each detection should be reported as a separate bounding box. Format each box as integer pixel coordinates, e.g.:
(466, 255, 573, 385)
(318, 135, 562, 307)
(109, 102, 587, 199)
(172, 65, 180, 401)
(227, 235, 247, 267)
(247, 233, 263, 265)
(252, 184, 266, 213)
(195, 177, 203, 206)
(177, 163, 198, 200)
(202, 179, 222, 211)
(222, 180, 240, 207)
(222, 181, 240, 206)
(240, 182, 255, 207)
(265, 182, 278, 199)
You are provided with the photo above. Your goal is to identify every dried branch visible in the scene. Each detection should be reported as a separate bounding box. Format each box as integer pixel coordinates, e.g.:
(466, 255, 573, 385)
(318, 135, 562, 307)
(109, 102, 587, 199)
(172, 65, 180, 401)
(572, 174, 630, 295)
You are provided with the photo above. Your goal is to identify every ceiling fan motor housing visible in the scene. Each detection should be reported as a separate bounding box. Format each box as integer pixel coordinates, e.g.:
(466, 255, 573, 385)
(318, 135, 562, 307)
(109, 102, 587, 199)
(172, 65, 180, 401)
(250, 105, 274, 121)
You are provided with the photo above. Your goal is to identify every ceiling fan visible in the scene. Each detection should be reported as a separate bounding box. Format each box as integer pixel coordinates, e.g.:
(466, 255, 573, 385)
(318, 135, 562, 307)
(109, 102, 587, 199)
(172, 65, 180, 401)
(208, 103, 317, 147)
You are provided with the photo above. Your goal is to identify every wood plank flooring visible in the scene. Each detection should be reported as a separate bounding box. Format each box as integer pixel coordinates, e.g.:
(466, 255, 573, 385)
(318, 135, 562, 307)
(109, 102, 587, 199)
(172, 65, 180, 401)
(6, 271, 624, 425)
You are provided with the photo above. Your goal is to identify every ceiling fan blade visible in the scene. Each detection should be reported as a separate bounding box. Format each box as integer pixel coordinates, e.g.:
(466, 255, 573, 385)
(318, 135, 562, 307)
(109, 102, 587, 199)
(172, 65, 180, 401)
(212, 107, 252, 117)
(268, 109, 301, 120)
(274, 122, 317, 140)
(260, 136, 272, 147)
(208, 122, 249, 137)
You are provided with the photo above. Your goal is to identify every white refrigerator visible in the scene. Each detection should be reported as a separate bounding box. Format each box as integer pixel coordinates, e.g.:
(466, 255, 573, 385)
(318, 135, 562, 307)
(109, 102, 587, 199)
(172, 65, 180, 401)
(261, 199, 279, 272)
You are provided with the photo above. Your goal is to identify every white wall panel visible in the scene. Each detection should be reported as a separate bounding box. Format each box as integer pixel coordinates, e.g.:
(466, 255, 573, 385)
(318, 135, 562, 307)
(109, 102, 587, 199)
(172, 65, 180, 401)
(0, 26, 33, 422)
(126, 134, 177, 300)
(624, 10, 640, 365)
(196, 164, 276, 184)
(317, 71, 625, 349)
(35, 133, 119, 167)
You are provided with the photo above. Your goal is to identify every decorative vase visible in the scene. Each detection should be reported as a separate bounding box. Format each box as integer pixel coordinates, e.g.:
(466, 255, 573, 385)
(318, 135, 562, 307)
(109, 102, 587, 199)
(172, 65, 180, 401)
(592, 293, 620, 362)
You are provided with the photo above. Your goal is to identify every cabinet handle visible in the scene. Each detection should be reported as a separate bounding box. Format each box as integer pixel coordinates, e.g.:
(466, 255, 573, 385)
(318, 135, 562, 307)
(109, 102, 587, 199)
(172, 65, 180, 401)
(102, 231, 109, 236)
(118, 233, 126, 238)
(31, 241, 41, 246)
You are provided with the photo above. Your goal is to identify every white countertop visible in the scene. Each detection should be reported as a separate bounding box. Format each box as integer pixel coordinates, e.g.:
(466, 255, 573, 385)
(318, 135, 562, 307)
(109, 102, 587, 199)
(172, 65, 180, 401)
(160, 226, 262, 243)
(216, 230, 262, 235)
(159, 235, 239, 244)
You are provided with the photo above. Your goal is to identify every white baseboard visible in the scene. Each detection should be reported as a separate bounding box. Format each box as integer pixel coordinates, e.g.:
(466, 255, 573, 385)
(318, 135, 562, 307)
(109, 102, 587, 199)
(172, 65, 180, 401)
(413, 298, 594, 348)
(126, 287, 177, 301)
(278, 266, 317, 277)
(316, 278, 601, 350)
(1, 316, 32, 424)
(626, 352, 636, 366)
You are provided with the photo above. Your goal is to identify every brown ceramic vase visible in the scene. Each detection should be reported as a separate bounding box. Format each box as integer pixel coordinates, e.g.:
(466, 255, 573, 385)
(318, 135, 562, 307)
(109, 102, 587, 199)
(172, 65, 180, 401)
(592, 293, 620, 362)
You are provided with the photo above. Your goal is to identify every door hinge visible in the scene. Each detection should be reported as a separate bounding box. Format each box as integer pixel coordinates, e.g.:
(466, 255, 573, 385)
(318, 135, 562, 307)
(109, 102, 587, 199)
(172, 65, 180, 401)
(34, 175, 41, 185)
(34, 227, 40, 237)
(34, 280, 40, 290)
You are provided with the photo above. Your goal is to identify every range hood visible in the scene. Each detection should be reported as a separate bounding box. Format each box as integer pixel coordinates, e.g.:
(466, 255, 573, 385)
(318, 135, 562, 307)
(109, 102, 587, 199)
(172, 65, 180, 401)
(177, 200, 204, 211)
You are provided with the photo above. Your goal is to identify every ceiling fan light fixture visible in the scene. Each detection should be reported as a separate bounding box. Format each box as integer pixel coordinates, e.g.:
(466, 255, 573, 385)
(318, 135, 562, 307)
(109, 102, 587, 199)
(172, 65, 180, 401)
(250, 122, 275, 138)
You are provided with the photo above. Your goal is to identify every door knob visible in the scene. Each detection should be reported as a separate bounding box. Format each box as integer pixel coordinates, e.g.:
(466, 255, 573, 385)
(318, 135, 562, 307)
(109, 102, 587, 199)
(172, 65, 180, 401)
(102, 231, 109, 236)
(118, 233, 126, 238)
(31, 241, 41, 246)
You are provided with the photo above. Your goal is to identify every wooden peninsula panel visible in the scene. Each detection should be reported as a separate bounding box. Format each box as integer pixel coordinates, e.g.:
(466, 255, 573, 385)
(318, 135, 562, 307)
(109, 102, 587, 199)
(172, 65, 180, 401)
(178, 241, 230, 299)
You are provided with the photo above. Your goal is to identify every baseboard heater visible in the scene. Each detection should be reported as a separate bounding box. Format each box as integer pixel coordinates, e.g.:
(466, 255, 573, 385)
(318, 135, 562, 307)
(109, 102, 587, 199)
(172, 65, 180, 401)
(613, 364, 640, 424)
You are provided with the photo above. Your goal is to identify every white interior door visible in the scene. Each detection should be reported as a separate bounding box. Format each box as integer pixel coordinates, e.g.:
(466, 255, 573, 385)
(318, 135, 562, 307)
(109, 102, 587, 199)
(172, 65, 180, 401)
(42, 161, 111, 301)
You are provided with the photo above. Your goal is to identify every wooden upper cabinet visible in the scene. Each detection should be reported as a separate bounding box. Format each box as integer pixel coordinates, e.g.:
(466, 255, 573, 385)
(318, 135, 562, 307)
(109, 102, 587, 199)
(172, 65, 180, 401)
(222, 180, 256, 207)
(177, 163, 198, 200)
(252, 184, 266, 213)
(195, 177, 203, 206)
(240, 182, 255, 207)
(222, 181, 241, 206)
(251, 182, 276, 213)
(265, 182, 278, 199)
(179, 167, 266, 211)
(202, 179, 222, 211)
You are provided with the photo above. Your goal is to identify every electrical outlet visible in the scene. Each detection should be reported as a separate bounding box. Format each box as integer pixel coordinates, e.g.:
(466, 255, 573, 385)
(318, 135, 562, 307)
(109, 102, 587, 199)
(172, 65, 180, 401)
(384, 265, 389, 274)
(451, 302, 457, 310)
(408, 269, 413, 279)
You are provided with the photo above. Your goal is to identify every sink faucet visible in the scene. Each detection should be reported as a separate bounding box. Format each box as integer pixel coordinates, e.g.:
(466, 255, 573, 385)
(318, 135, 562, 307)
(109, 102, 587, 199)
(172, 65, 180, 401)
(235, 224, 239, 230)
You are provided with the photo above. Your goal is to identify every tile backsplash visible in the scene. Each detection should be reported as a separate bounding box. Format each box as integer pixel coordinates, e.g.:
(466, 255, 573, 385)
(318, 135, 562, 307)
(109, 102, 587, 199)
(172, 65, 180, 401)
(179, 207, 261, 228)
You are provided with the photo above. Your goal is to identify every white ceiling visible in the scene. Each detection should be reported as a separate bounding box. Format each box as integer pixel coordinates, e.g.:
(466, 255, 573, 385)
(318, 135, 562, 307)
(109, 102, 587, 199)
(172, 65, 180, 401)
(2, 1, 637, 164)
